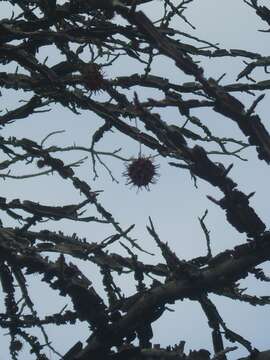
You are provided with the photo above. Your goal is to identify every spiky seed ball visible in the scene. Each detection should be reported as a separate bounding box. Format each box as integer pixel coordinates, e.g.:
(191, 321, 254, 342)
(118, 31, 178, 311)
(123, 156, 159, 190)
(10, 340, 23, 352)
(36, 159, 45, 168)
(81, 63, 105, 92)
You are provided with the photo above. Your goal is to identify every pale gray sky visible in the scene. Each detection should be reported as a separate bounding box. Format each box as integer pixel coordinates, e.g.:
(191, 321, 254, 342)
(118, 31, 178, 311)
(0, 1, 270, 359)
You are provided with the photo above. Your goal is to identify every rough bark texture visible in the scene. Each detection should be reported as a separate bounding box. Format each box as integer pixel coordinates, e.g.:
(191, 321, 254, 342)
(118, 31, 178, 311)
(0, 1, 270, 359)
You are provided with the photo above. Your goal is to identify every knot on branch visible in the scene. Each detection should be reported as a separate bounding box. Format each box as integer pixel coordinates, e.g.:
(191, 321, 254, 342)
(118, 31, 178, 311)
(219, 190, 266, 236)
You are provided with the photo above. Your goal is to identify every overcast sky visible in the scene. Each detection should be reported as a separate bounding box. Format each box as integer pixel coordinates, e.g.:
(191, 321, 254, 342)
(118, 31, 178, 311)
(0, 1, 270, 359)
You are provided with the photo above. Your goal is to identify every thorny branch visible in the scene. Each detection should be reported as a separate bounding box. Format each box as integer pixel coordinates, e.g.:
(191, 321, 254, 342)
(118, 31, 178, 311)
(0, 1, 270, 359)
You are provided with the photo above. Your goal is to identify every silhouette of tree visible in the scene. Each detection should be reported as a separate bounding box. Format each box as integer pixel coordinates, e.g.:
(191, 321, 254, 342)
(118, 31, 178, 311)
(1, 1, 270, 359)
